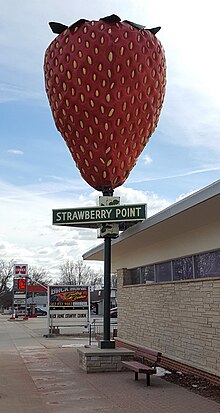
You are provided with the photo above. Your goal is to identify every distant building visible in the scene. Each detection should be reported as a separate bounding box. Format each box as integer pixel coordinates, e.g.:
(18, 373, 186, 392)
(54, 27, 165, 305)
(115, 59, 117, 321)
(90, 288, 117, 315)
(0, 284, 48, 314)
(27, 284, 48, 310)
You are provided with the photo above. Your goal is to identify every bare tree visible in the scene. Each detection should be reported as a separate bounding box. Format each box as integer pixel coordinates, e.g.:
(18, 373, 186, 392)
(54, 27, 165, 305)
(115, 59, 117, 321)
(58, 260, 78, 285)
(58, 259, 103, 288)
(0, 289, 13, 308)
(0, 259, 14, 294)
(28, 266, 52, 286)
(89, 271, 103, 290)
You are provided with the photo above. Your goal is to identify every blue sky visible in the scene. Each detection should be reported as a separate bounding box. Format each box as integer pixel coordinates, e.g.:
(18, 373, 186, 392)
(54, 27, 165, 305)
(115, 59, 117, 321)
(0, 0, 220, 279)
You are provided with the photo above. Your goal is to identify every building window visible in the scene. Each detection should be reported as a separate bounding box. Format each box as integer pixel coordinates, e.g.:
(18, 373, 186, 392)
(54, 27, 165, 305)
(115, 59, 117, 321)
(141, 265, 155, 283)
(155, 261, 171, 282)
(123, 268, 141, 285)
(129, 268, 141, 284)
(194, 250, 220, 278)
(173, 256, 194, 281)
(123, 249, 220, 286)
(123, 271, 130, 285)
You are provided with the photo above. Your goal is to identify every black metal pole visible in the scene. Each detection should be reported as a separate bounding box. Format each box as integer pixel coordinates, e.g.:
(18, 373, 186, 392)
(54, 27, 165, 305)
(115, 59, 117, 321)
(11, 278, 15, 319)
(98, 188, 115, 348)
(103, 236, 111, 341)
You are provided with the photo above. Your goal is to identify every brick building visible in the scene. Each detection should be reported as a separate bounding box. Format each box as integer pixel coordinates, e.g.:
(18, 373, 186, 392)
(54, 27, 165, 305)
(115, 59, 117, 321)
(83, 180, 220, 381)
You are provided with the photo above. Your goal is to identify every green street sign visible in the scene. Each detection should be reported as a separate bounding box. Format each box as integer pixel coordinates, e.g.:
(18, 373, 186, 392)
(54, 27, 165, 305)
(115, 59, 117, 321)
(53, 204, 146, 228)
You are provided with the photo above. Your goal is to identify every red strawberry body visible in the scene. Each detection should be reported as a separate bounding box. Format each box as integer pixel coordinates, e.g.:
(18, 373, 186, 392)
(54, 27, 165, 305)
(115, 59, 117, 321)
(44, 16, 166, 191)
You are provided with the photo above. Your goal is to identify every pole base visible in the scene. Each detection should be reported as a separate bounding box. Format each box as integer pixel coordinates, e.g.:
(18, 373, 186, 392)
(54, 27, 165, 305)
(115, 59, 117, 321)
(98, 340, 115, 349)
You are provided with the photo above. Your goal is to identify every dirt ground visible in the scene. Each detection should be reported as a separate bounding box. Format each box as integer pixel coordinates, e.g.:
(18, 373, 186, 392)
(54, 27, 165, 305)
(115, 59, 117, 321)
(162, 371, 220, 404)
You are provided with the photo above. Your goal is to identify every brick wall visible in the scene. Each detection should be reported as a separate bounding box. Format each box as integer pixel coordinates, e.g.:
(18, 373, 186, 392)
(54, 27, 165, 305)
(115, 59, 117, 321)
(117, 268, 220, 377)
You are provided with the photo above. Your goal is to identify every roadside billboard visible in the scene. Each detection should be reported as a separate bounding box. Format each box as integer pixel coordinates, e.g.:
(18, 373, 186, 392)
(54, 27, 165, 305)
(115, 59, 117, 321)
(49, 285, 89, 308)
(48, 285, 90, 334)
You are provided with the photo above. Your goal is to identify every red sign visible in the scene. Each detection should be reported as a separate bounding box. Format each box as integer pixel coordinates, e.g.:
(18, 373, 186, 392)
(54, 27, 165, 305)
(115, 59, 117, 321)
(17, 279, 26, 290)
(14, 278, 27, 291)
(14, 264, 28, 277)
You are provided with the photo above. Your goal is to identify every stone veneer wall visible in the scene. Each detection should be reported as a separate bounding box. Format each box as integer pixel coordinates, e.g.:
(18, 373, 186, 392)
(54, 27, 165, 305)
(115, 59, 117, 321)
(117, 268, 220, 377)
(77, 347, 134, 373)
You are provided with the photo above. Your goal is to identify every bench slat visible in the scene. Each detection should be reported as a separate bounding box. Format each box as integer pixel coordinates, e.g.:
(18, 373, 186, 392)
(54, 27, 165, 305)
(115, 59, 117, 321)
(136, 350, 161, 361)
(122, 360, 156, 374)
(136, 348, 160, 357)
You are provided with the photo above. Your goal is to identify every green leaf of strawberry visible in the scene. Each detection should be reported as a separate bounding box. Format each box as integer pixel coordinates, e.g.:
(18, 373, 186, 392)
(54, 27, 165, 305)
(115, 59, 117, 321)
(44, 15, 166, 191)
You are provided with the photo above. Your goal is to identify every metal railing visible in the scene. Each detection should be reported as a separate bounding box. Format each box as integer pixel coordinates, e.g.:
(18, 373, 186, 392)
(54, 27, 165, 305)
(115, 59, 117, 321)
(89, 318, 117, 345)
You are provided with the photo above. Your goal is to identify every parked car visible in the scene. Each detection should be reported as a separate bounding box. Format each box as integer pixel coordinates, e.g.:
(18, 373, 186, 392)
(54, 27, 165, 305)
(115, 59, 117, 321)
(110, 307, 117, 318)
(35, 308, 47, 316)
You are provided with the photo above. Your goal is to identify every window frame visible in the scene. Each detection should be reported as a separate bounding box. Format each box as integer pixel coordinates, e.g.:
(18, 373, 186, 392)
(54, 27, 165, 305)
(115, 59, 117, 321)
(123, 249, 220, 286)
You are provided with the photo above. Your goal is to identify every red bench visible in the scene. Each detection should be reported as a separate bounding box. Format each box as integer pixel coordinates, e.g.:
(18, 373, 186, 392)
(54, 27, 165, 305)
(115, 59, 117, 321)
(122, 347, 162, 386)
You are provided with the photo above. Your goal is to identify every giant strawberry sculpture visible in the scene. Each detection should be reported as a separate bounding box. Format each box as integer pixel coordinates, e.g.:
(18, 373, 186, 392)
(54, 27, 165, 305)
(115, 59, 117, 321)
(44, 14, 166, 192)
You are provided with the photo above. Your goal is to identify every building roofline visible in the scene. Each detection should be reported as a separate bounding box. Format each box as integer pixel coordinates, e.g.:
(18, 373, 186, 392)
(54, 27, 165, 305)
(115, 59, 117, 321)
(83, 179, 220, 260)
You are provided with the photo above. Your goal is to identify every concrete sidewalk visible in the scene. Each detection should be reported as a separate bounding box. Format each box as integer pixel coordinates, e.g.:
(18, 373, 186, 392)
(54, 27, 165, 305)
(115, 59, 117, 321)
(0, 315, 220, 413)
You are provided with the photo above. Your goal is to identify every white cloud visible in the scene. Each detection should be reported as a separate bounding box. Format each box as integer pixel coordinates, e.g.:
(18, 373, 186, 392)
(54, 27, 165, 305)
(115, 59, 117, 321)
(128, 167, 220, 185)
(0, 178, 175, 279)
(114, 186, 171, 216)
(142, 155, 153, 165)
(0, 83, 44, 104)
(6, 149, 24, 155)
(55, 239, 79, 247)
(0, 240, 34, 260)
